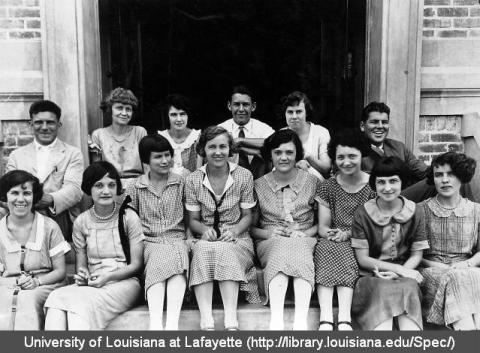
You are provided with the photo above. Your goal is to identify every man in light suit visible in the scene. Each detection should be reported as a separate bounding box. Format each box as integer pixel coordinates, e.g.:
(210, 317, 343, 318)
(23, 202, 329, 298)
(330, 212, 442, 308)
(3, 100, 84, 240)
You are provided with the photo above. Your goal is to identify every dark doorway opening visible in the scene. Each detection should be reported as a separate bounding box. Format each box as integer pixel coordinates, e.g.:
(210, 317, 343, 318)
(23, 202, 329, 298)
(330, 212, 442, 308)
(99, 0, 366, 134)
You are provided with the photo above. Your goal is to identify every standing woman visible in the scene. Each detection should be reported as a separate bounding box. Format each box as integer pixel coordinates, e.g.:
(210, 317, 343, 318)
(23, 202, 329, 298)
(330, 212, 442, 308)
(185, 126, 260, 330)
(420, 152, 480, 330)
(158, 94, 202, 175)
(251, 130, 320, 330)
(44, 162, 144, 330)
(126, 134, 189, 330)
(283, 91, 331, 180)
(90, 87, 147, 187)
(0, 170, 69, 330)
(315, 129, 374, 331)
(351, 156, 429, 330)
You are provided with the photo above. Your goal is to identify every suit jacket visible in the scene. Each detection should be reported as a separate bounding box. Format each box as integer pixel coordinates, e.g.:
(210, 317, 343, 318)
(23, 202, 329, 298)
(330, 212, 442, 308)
(6, 139, 84, 216)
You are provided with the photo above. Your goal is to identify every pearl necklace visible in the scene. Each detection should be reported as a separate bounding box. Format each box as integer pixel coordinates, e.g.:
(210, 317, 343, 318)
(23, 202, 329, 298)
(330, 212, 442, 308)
(434, 195, 461, 210)
(92, 203, 117, 220)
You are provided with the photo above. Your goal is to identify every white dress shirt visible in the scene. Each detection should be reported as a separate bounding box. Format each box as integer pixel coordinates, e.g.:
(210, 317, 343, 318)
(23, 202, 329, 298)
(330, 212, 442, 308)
(34, 138, 58, 183)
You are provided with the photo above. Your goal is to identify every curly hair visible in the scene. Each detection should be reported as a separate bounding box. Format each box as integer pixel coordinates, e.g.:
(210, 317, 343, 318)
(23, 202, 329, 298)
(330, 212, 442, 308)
(281, 91, 314, 120)
(426, 152, 476, 185)
(261, 129, 304, 163)
(196, 126, 235, 158)
(29, 100, 61, 121)
(0, 170, 43, 207)
(361, 102, 390, 122)
(327, 129, 371, 163)
(101, 87, 138, 113)
(368, 156, 410, 191)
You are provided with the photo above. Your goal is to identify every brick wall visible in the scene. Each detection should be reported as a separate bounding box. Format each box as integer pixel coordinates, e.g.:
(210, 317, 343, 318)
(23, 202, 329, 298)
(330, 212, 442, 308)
(423, 0, 480, 38)
(1, 120, 33, 172)
(0, 0, 41, 40)
(417, 115, 464, 164)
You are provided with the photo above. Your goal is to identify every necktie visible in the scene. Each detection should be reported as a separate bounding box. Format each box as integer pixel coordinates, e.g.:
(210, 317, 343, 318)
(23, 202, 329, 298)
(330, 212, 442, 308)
(237, 127, 249, 168)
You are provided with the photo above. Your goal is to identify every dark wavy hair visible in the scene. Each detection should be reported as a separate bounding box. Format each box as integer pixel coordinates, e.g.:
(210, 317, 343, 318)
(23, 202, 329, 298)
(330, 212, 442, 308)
(229, 85, 255, 102)
(426, 152, 476, 185)
(327, 129, 371, 163)
(29, 100, 61, 121)
(196, 126, 235, 158)
(261, 129, 304, 163)
(281, 91, 314, 120)
(361, 102, 390, 122)
(101, 87, 138, 115)
(138, 134, 174, 164)
(164, 94, 192, 120)
(369, 156, 410, 191)
(81, 161, 122, 196)
(0, 170, 43, 208)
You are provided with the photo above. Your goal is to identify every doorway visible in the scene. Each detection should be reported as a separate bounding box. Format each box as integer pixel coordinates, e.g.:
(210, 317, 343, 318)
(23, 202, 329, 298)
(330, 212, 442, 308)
(99, 0, 366, 134)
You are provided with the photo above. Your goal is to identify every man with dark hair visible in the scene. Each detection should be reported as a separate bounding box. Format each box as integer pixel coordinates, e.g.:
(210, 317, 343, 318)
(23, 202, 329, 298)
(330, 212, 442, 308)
(218, 85, 274, 179)
(3, 100, 84, 240)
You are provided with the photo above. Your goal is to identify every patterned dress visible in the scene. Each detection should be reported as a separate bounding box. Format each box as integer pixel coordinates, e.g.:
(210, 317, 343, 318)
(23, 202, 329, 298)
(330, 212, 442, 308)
(44, 207, 144, 329)
(185, 162, 260, 303)
(351, 197, 429, 330)
(158, 129, 200, 174)
(314, 176, 375, 287)
(254, 170, 319, 303)
(420, 197, 480, 326)
(126, 173, 189, 295)
(0, 213, 70, 330)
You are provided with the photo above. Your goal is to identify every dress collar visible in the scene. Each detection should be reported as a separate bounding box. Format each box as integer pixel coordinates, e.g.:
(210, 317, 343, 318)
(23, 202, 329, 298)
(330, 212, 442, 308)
(264, 169, 306, 194)
(231, 119, 252, 134)
(135, 171, 182, 189)
(425, 196, 471, 218)
(364, 196, 415, 226)
(0, 212, 45, 253)
(34, 138, 57, 151)
(199, 162, 237, 197)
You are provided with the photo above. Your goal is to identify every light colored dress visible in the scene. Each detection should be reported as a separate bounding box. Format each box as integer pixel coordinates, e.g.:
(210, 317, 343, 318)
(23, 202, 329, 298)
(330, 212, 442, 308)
(351, 197, 429, 330)
(91, 126, 147, 178)
(158, 129, 200, 175)
(420, 197, 480, 326)
(185, 162, 260, 303)
(254, 170, 319, 303)
(126, 173, 189, 295)
(0, 213, 70, 330)
(314, 177, 375, 288)
(44, 207, 144, 330)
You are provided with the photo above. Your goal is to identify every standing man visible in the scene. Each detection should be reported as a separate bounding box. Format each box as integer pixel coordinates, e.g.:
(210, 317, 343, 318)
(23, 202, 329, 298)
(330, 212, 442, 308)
(218, 85, 275, 179)
(4, 100, 84, 240)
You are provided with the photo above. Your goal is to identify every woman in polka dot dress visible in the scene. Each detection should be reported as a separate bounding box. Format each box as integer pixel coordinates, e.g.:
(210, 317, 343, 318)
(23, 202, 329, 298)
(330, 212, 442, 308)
(314, 129, 375, 331)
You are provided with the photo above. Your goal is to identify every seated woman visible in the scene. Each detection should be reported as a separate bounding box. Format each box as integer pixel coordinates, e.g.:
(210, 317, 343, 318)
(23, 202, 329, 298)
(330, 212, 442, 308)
(419, 152, 480, 330)
(0, 170, 69, 330)
(251, 130, 320, 330)
(315, 129, 374, 331)
(90, 87, 147, 188)
(126, 134, 189, 330)
(158, 94, 202, 175)
(283, 91, 331, 180)
(44, 162, 144, 330)
(351, 156, 429, 330)
(185, 126, 260, 330)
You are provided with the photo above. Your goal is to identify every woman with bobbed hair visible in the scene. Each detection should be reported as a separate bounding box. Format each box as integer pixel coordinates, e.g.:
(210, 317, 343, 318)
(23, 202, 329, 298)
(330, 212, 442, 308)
(158, 94, 202, 175)
(44, 161, 144, 330)
(351, 156, 429, 330)
(283, 91, 331, 180)
(0, 170, 69, 330)
(185, 126, 260, 330)
(89, 87, 147, 186)
(252, 129, 320, 330)
(420, 152, 480, 330)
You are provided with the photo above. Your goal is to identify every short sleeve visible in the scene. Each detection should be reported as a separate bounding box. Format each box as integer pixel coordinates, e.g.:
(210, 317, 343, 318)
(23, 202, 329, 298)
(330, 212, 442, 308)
(318, 128, 331, 156)
(410, 206, 429, 251)
(240, 171, 256, 209)
(124, 209, 145, 245)
(185, 175, 201, 212)
(351, 208, 370, 249)
(91, 129, 101, 146)
(46, 219, 71, 258)
(314, 179, 330, 208)
(136, 126, 148, 139)
(72, 216, 87, 255)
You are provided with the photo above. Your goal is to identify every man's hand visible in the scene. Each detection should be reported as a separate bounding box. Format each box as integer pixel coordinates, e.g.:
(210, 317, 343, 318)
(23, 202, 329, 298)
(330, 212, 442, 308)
(35, 193, 54, 210)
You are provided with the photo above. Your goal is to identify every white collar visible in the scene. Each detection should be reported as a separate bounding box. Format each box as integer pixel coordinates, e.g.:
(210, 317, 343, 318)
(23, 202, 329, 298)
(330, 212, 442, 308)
(199, 162, 238, 197)
(231, 119, 252, 133)
(0, 212, 45, 253)
(34, 138, 58, 151)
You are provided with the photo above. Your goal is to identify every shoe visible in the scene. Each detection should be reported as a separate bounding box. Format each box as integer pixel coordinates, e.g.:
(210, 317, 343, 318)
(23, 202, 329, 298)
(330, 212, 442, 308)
(337, 321, 353, 331)
(318, 321, 334, 331)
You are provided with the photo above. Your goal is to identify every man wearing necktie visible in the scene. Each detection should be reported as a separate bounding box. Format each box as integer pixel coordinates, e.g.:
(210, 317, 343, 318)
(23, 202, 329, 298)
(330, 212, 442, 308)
(3, 100, 84, 240)
(218, 85, 275, 179)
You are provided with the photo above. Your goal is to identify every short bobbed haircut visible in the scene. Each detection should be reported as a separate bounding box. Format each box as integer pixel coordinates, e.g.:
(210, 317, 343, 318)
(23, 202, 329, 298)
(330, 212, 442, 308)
(261, 129, 304, 163)
(196, 126, 235, 158)
(165, 94, 192, 118)
(0, 170, 43, 206)
(81, 161, 122, 196)
(281, 91, 314, 120)
(361, 101, 390, 122)
(29, 100, 61, 121)
(327, 129, 371, 162)
(369, 156, 409, 191)
(426, 152, 476, 185)
(229, 85, 255, 102)
(101, 87, 138, 113)
(138, 134, 174, 164)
